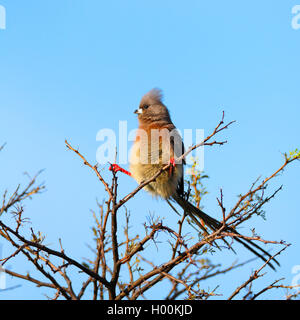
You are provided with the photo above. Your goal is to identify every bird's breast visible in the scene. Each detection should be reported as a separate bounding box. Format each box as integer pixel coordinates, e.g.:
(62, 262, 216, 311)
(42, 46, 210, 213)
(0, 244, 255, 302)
(129, 138, 183, 199)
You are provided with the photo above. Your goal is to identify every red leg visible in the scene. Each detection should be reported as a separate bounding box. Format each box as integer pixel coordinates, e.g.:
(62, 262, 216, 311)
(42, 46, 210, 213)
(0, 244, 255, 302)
(169, 157, 176, 176)
(109, 164, 131, 176)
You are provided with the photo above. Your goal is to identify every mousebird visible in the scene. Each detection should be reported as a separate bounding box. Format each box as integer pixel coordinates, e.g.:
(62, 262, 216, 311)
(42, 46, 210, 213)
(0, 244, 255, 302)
(111, 88, 279, 270)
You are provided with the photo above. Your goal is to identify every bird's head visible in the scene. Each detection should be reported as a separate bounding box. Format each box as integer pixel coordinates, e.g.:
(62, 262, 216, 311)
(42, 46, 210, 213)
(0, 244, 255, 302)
(134, 88, 171, 124)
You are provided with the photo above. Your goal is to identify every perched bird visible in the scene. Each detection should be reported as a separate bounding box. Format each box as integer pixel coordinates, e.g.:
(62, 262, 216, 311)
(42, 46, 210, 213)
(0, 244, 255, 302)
(112, 88, 279, 269)
(129, 88, 184, 199)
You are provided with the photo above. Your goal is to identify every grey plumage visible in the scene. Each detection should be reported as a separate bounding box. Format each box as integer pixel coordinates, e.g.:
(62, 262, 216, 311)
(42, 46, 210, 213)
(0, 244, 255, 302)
(129, 88, 279, 269)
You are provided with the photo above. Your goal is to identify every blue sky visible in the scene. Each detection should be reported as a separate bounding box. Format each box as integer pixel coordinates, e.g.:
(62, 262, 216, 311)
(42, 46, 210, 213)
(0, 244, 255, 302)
(0, 1, 300, 299)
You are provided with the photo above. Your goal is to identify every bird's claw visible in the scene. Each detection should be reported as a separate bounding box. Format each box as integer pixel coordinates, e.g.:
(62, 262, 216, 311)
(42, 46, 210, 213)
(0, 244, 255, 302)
(169, 157, 176, 176)
(109, 164, 131, 176)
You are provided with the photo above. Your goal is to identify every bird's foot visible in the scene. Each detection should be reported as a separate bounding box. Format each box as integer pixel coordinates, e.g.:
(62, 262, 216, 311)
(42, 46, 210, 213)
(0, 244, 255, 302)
(109, 164, 131, 176)
(168, 157, 176, 176)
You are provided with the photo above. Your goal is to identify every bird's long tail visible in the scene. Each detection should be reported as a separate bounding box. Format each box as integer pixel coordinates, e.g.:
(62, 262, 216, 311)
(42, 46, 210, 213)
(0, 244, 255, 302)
(172, 192, 279, 270)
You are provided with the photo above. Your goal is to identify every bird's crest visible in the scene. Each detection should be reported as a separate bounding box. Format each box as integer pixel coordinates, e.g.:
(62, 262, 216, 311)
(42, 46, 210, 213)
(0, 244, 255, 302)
(140, 88, 163, 106)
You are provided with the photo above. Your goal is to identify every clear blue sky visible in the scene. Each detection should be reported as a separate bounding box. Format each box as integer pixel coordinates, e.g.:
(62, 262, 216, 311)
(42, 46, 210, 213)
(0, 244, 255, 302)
(0, 0, 299, 299)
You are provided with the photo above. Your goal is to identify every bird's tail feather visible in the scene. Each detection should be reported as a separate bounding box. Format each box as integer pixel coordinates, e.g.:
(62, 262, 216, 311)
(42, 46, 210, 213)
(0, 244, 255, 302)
(172, 193, 279, 270)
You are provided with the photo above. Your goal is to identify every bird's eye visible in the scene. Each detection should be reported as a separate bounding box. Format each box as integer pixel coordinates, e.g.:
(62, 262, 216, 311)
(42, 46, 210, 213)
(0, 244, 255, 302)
(143, 105, 149, 109)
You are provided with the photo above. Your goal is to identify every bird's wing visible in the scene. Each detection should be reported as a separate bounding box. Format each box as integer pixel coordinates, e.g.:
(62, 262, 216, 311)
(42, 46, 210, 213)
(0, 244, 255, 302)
(168, 126, 185, 197)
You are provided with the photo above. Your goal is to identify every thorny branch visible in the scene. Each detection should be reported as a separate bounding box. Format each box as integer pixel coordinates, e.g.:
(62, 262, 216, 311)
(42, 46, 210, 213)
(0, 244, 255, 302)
(0, 114, 299, 300)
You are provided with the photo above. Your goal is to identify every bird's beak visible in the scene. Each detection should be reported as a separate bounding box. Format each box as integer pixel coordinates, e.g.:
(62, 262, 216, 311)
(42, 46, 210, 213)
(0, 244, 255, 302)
(134, 108, 143, 114)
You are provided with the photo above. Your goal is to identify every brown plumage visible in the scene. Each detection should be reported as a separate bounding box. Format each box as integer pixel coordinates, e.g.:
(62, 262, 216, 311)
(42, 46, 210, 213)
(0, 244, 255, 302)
(129, 88, 279, 269)
(130, 88, 184, 199)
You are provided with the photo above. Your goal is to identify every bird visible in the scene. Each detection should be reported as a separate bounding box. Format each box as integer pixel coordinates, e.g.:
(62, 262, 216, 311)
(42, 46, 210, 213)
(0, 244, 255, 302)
(111, 88, 279, 269)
